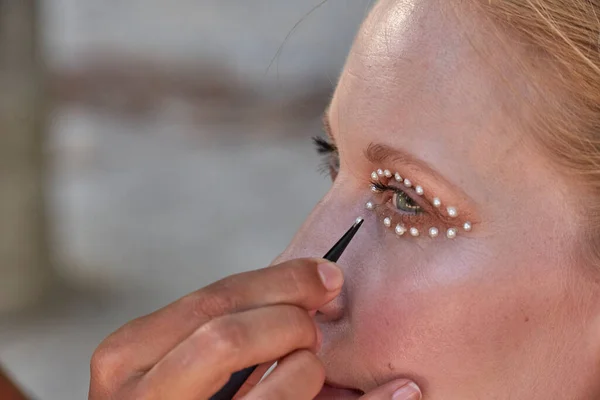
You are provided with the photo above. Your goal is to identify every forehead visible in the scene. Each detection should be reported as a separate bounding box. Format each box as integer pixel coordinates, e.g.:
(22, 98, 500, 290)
(331, 0, 533, 194)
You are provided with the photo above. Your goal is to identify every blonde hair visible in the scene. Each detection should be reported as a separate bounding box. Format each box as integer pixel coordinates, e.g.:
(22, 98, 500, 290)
(472, 0, 600, 264)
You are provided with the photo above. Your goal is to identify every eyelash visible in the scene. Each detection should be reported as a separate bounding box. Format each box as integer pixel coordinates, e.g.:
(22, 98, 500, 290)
(368, 180, 444, 232)
(370, 181, 424, 215)
(312, 136, 340, 179)
(312, 136, 443, 226)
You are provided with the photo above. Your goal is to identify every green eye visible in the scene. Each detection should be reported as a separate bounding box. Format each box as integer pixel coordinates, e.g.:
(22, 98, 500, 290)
(393, 191, 422, 214)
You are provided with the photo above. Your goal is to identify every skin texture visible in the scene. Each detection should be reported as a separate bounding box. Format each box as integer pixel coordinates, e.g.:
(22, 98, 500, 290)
(274, 0, 600, 398)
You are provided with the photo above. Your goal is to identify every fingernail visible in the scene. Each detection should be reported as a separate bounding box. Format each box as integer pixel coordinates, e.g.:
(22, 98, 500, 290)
(317, 261, 344, 291)
(392, 382, 421, 400)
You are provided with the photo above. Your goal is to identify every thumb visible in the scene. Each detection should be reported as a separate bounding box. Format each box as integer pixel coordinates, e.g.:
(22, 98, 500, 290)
(360, 379, 422, 400)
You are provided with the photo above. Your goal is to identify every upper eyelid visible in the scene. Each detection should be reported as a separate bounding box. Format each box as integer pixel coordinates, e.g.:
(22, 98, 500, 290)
(318, 139, 428, 210)
(386, 181, 466, 222)
(316, 136, 466, 228)
(372, 181, 426, 206)
(372, 180, 442, 218)
(323, 112, 477, 220)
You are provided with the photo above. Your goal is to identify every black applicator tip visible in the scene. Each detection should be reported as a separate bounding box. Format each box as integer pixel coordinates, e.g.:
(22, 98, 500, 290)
(323, 217, 364, 263)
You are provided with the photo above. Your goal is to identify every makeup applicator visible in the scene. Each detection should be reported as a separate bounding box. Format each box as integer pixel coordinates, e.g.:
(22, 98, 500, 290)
(210, 217, 365, 400)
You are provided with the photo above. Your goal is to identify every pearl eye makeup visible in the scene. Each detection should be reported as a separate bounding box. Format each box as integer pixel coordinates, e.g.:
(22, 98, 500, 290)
(311, 135, 477, 239)
(367, 170, 472, 239)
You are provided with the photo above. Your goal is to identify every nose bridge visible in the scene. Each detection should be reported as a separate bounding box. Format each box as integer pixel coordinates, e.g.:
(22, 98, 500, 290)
(275, 187, 367, 264)
(277, 185, 376, 323)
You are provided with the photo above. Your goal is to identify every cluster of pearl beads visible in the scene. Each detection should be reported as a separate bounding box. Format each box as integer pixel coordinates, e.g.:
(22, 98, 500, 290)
(366, 169, 473, 239)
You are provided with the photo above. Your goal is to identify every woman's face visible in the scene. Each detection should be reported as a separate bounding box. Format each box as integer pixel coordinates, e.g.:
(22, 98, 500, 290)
(277, 0, 600, 398)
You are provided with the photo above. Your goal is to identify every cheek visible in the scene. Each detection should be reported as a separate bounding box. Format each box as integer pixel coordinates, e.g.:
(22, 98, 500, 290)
(349, 243, 573, 392)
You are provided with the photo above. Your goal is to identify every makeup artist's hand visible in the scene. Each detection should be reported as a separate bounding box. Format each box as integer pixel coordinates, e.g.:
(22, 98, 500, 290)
(89, 258, 342, 400)
(237, 372, 422, 400)
(360, 380, 422, 400)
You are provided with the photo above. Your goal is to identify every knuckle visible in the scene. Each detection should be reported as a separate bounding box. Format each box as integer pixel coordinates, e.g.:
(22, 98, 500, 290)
(89, 316, 148, 396)
(196, 315, 248, 358)
(183, 282, 242, 319)
(89, 339, 129, 393)
(285, 268, 307, 298)
(281, 261, 318, 300)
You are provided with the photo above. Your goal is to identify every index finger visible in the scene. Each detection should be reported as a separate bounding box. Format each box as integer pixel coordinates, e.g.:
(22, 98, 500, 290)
(99, 258, 342, 375)
(232, 362, 275, 399)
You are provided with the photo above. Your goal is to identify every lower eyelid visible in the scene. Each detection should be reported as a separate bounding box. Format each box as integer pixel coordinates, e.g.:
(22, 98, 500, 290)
(375, 202, 430, 225)
(368, 181, 469, 231)
(372, 194, 447, 231)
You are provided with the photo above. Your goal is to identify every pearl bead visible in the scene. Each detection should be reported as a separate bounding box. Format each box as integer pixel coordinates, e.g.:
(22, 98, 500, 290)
(410, 227, 419, 237)
(429, 227, 439, 238)
(433, 197, 442, 208)
(395, 172, 402, 182)
(377, 169, 384, 177)
(365, 201, 374, 211)
(395, 224, 406, 236)
(447, 207, 458, 218)
(356, 217, 364, 224)
(415, 185, 424, 196)
(404, 179, 412, 188)
(384, 169, 392, 178)
(447, 228, 458, 239)
(463, 221, 472, 232)
(371, 185, 379, 193)
(383, 217, 392, 227)
(371, 171, 378, 180)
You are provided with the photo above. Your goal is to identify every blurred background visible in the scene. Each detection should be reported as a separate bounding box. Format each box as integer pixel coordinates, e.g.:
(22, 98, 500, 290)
(0, 1, 373, 398)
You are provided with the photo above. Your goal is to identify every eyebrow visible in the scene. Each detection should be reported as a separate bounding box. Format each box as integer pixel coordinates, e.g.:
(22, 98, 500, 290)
(363, 142, 446, 183)
(322, 111, 476, 208)
(322, 111, 444, 182)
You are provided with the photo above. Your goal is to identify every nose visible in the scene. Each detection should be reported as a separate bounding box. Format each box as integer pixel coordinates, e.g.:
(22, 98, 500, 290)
(273, 191, 367, 322)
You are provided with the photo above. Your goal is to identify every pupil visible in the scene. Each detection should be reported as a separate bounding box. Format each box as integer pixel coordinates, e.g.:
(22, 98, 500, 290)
(395, 192, 420, 214)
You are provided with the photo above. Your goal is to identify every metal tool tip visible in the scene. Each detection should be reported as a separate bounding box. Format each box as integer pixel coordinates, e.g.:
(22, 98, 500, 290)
(355, 217, 364, 225)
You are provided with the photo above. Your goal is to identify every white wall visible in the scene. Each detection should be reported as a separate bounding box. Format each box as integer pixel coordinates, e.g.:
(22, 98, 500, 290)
(42, 0, 374, 89)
